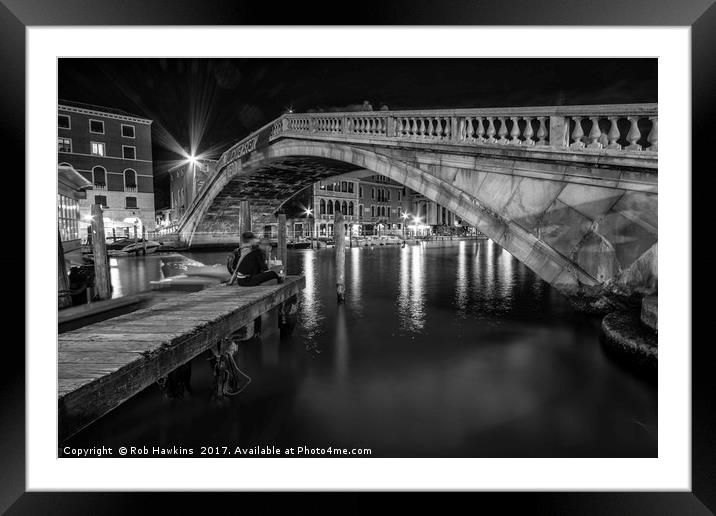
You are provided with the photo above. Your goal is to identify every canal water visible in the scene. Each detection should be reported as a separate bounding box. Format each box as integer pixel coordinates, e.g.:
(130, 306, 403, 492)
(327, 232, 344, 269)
(66, 240, 657, 457)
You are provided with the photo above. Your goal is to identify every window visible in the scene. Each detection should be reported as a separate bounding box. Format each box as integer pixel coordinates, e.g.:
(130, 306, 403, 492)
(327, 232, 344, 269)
(92, 166, 106, 186)
(387, 190, 391, 201)
(371, 188, 375, 199)
(57, 193, 80, 242)
(89, 119, 105, 134)
(326, 183, 334, 192)
(335, 201, 340, 214)
(91, 142, 106, 156)
(123, 146, 136, 160)
(94, 195, 107, 207)
(359, 186, 363, 197)
(327, 201, 333, 215)
(124, 169, 137, 189)
(358, 205, 363, 218)
(371, 205, 375, 217)
(121, 124, 135, 138)
(58, 114, 71, 129)
(58, 137, 72, 153)
(341, 181, 347, 192)
(341, 201, 347, 215)
(387, 207, 391, 218)
(381, 206, 386, 217)
(348, 182, 354, 193)
(398, 190, 401, 201)
(319, 199, 326, 215)
(349, 202, 354, 216)
(126, 196, 137, 209)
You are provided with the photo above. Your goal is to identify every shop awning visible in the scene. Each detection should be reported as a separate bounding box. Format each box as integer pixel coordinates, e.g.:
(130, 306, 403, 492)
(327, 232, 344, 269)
(58, 164, 92, 198)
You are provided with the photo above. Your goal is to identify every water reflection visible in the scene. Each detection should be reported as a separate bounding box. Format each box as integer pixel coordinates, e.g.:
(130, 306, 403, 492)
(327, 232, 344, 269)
(397, 245, 426, 333)
(68, 241, 657, 458)
(298, 250, 323, 341)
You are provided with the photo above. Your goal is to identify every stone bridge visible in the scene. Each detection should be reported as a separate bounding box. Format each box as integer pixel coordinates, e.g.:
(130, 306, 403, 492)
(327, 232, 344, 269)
(176, 104, 657, 310)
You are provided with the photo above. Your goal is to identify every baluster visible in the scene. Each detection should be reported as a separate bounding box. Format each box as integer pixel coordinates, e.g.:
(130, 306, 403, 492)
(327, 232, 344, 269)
(458, 117, 466, 141)
(536, 117, 548, 145)
(443, 117, 451, 139)
(426, 118, 434, 139)
(625, 116, 642, 151)
(586, 117, 603, 149)
(606, 117, 621, 149)
(497, 117, 509, 144)
(485, 117, 497, 143)
(647, 116, 658, 151)
(476, 117, 486, 142)
(509, 116, 521, 145)
(416, 118, 424, 138)
(522, 117, 535, 146)
(369, 118, 375, 134)
(400, 118, 407, 136)
(462, 117, 472, 141)
(409, 118, 417, 137)
(569, 117, 585, 149)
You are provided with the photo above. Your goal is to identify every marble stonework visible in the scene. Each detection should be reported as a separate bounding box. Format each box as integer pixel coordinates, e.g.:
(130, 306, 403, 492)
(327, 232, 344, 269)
(178, 112, 657, 310)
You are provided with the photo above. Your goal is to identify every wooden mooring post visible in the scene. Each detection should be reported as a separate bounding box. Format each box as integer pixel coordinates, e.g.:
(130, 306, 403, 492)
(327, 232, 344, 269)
(90, 204, 111, 300)
(240, 200, 252, 235)
(335, 211, 346, 303)
(277, 212, 287, 272)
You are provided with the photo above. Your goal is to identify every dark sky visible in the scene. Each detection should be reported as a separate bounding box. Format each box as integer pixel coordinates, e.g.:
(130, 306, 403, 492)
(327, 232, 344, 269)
(58, 58, 657, 206)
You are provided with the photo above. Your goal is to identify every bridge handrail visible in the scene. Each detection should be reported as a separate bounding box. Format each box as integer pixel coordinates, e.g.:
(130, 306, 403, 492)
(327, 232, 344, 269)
(273, 103, 658, 154)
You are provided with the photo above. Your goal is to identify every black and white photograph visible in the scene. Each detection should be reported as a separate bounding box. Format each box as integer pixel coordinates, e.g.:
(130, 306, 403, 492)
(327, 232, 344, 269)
(56, 57, 659, 459)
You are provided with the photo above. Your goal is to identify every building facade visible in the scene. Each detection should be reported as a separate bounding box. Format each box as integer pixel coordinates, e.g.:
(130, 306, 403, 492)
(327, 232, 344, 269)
(57, 164, 92, 252)
(57, 100, 155, 240)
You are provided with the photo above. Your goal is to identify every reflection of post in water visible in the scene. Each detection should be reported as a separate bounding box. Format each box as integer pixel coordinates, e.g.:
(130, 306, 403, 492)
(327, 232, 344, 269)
(157, 362, 193, 399)
(334, 304, 349, 382)
(209, 336, 251, 400)
(278, 295, 298, 340)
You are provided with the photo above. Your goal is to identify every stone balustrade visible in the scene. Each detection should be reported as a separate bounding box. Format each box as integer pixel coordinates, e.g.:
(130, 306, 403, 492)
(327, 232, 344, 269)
(269, 104, 657, 153)
(215, 103, 657, 196)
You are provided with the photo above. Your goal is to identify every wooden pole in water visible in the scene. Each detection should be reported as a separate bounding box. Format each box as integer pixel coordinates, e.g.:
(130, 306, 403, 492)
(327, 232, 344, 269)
(90, 204, 111, 300)
(277, 213, 287, 272)
(240, 200, 252, 235)
(334, 211, 345, 303)
(58, 230, 72, 309)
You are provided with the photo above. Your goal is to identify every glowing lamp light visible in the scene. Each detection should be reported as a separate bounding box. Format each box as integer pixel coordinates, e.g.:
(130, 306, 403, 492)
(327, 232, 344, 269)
(187, 154, 198, 166)
(401, 212, 409, 220)
(305, 208, 313, 216)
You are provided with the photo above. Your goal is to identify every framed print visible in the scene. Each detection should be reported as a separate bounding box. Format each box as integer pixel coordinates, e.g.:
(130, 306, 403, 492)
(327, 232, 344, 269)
(3, 0, 710, 513)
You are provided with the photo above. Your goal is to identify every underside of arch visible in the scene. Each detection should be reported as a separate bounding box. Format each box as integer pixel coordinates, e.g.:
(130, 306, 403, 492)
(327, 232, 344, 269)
(181, 138, 655, 310)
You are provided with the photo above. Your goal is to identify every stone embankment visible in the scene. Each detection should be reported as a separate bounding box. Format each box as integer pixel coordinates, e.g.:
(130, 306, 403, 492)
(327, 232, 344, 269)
(601, 295, 657, 374)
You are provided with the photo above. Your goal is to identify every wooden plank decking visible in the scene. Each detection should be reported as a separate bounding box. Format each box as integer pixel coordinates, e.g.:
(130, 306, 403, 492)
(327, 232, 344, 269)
(58, 276, 305, 442)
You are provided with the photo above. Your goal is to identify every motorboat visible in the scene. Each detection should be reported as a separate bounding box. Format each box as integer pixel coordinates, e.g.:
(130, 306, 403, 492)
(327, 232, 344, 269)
(121, 240, 161, 255)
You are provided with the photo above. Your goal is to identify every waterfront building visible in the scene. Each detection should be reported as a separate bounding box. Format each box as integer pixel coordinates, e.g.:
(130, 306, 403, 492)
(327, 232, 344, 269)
(58, 100, 155, 240)
(57, 164, 92, 252)
(356, 173, 409, 236)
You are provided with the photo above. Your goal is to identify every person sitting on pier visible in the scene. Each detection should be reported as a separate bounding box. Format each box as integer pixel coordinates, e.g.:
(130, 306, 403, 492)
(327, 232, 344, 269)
(227, 231, 284, 286)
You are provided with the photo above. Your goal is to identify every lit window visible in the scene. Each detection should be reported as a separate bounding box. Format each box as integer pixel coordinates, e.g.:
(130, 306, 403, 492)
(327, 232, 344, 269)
(58, 114, 71, 129)
(89, 120, 104, 134)
(123, 146, 136, 160)
(58, 137, 72, 153)
(121, 124, 135, 138)
(91, 142, 106, 156)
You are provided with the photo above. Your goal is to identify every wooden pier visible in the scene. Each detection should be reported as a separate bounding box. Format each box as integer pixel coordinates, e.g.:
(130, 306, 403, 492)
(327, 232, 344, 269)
(58, 276, 305, 442)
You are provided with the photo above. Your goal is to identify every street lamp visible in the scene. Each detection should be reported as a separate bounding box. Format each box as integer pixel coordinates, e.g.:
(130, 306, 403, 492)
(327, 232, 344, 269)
(401, 212, 409, 239)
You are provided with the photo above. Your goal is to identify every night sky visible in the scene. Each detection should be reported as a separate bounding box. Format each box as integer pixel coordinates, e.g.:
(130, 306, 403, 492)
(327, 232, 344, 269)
(58, 58, 657, 207)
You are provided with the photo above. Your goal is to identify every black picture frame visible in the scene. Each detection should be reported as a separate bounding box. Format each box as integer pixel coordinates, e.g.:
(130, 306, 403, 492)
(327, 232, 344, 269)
(3, 0, 710, 513)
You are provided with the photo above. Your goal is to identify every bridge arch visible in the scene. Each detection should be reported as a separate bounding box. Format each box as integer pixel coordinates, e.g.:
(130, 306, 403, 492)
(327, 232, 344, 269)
(180, 139, 625, 302)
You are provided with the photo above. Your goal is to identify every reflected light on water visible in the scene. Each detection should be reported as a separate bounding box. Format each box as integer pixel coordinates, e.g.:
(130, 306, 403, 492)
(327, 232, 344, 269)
(350, 248, 362, 316)
(455, 240, 468, 317)
(299, 250, 323, 340)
